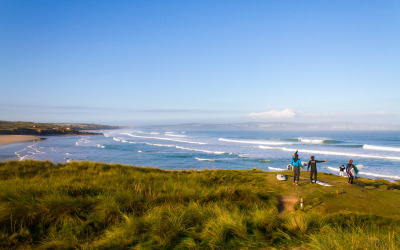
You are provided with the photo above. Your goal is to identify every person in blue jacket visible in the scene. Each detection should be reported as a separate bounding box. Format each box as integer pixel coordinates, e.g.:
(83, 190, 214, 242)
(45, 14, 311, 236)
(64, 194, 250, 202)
(291, 152, 302, 185)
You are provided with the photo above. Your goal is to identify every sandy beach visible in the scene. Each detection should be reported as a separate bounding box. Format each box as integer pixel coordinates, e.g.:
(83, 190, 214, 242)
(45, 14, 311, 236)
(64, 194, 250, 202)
(0, 135, 41, 146)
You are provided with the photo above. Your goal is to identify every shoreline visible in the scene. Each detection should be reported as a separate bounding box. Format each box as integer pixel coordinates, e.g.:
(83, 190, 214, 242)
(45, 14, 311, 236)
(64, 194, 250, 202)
(0, 135, 42, 146)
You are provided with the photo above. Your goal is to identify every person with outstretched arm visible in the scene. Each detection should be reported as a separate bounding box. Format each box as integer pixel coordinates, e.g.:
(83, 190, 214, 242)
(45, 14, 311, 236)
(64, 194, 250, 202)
(292, 149, 298, 160)
(307, 156, 327, 184)
(291, 152, 302, 185)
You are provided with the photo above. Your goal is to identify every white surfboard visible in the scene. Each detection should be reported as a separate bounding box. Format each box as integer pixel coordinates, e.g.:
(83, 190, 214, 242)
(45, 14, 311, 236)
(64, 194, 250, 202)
(315, 180, 333, 187)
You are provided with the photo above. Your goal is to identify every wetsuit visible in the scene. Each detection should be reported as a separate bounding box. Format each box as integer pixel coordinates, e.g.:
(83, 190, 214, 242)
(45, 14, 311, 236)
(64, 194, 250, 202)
(291, 157, 302, 184)
(346, 164, 355, 184)
(307, 160, 325, 183)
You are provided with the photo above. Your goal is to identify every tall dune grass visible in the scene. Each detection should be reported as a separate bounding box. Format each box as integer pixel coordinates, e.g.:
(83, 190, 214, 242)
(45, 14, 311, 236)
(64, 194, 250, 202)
(0, 160, 399, 249)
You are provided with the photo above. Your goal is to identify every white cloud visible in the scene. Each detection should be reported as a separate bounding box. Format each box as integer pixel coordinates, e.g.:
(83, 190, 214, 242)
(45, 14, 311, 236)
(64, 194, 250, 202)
(247, 109, 297, 119)
(246, 109, 395, 123)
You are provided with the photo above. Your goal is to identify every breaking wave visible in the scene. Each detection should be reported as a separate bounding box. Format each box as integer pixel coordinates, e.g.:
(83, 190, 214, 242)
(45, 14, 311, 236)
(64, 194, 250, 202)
(121, 133, 207, 145)
(298, 138, 339, 144)
(175, 146, 226, 155)
(195, 157, 216, 162)
(360, 171, 400, 180)
(219, 138, 292, 145)
(363, 144, 400, 152)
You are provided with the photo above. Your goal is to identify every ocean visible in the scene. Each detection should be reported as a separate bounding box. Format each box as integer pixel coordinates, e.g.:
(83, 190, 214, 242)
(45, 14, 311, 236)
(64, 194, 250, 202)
(1, 128, 400, 181)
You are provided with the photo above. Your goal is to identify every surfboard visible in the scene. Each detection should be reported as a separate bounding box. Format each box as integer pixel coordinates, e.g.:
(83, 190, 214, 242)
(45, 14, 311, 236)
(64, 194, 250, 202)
(315, 180, 333, 186)
(276, 174, 287, 181)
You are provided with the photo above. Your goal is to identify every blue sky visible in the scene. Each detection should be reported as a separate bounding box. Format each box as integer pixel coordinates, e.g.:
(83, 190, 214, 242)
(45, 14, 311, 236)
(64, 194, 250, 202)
(1, 0, 400, 125)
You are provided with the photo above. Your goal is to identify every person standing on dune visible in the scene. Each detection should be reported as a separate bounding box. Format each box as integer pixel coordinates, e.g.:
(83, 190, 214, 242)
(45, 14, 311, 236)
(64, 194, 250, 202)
(346, 159, 358, 185)
(307, 156, 327, 184)
(291, 152, 302, 185)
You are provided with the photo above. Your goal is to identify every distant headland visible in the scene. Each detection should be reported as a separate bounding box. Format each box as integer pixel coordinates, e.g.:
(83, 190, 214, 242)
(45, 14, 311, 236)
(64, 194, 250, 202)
(0, 121, 120, 136)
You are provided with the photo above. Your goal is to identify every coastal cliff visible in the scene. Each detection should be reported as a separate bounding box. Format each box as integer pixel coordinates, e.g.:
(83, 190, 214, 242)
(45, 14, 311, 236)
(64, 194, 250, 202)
(0, 121, 119, 136)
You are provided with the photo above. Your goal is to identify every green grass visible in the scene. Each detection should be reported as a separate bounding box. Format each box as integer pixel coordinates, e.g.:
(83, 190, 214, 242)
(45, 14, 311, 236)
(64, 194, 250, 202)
(0, 160, 399, 249)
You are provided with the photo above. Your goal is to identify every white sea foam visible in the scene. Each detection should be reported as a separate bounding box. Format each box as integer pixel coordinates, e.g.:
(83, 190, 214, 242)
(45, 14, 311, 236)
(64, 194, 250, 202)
(146, 143, 175, 148)
(327, 166, 341, 172)
(298, 138, 326, 144)
(76, 138, 91, 146)
(268, 167, 286, 171)
(359, 172, 400, 180)
(363, 144, 400, 152)
(165, 133, 187, 137)
(121, 140, 128, 143)
(175, 146, 226, 155)
(195, 157, 216, 162)
(257, 146, 400, 161)
(96, 144, 106, 148)
(121, 133, 207, 145)
(219, 138, 292, 145)
(113, 137, 121, 142)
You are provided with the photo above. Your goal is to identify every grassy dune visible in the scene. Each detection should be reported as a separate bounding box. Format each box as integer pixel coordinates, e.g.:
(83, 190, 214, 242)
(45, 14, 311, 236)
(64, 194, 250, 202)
(0, 160, 399, 249)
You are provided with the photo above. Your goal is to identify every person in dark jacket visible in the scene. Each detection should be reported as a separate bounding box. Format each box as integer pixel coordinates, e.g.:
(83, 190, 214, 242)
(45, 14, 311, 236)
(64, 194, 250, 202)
(339, 165, 345, 177)
(291, 153, 302, 185)
(307, 156, 327, 184)
(345, 159, 358, 185)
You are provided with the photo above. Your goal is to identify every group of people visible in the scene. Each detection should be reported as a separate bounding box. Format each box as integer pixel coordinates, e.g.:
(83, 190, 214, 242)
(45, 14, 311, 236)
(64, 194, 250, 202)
(290, 150, 358, 186)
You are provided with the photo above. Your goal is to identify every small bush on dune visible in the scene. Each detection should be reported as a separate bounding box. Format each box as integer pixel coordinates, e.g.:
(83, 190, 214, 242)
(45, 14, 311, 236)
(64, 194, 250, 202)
(43, 195, 97, 223)
(144, 204, 188, 247)
(91, 214, 146, 248)
(200, 205, 248, 248)
(250, 206, 279, 234)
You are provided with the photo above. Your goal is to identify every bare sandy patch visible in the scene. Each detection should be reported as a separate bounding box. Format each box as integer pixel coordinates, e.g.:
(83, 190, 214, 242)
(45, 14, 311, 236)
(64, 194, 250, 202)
(277, 195, 299, 213)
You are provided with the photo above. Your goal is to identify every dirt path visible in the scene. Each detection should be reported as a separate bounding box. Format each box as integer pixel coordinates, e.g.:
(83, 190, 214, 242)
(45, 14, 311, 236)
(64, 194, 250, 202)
(277, 195, 299, 213)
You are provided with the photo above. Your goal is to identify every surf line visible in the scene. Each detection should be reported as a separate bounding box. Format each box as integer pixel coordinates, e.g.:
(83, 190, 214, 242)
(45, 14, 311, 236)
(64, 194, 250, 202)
(120, 133, 207, 145)
(219, 138, 292, 145)
(258, 146, 400, 161)
(363, 144, 400, 152)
